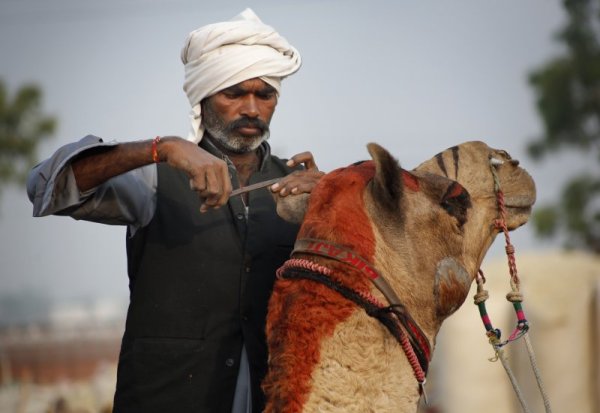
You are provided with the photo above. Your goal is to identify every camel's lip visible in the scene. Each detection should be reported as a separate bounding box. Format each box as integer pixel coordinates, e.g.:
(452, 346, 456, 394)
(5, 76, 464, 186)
(506, 205, 532, 216)
(504, 194, 536, 209)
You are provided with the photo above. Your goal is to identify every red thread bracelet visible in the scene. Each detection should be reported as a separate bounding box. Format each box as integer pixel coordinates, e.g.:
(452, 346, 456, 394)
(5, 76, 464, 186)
(151, 136, 161, 163)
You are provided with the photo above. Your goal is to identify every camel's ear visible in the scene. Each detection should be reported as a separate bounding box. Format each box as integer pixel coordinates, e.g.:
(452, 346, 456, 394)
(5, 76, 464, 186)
(274, 192, 310, 224)
(367, 142, 403, 211)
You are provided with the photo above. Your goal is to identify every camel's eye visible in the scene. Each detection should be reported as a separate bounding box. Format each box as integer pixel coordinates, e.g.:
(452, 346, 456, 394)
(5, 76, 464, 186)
(440, 182, 471, 226)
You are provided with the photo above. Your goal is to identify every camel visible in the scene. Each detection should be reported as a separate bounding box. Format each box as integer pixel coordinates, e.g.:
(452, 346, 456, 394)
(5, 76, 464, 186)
(263, 141, 536, 413)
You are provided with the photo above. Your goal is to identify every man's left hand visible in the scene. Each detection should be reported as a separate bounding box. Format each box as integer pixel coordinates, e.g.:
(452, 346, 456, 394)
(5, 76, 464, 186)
(270, 151, 324, 196)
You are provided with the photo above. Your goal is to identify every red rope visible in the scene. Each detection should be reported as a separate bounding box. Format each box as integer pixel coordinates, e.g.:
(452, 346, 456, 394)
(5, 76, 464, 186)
(494, 189, 520, 288)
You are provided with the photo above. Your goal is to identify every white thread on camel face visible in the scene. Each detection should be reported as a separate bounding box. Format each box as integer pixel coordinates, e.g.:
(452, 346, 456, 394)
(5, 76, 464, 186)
(490, 157, 505, 166)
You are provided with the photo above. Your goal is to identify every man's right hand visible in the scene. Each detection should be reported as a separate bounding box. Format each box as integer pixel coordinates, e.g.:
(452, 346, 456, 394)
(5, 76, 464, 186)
(157, 137, 232, 213)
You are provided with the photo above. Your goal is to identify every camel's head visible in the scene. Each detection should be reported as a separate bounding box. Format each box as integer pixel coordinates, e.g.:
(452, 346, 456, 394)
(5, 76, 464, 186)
(275, 141, 535, 331)
(415, 141, 536, 270)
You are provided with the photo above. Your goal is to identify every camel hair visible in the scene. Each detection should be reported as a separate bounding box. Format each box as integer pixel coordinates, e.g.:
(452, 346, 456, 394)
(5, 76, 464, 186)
(263, 141, 536, 413)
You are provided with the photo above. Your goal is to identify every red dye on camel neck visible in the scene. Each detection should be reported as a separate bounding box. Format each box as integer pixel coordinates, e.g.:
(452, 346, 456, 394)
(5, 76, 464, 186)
(298, 161, 377, 261)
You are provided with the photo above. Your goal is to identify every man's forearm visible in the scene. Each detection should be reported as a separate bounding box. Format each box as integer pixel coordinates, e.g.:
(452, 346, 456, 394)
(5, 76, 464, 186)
(72, 139, 156, 192)
(48, 134, 232, 212)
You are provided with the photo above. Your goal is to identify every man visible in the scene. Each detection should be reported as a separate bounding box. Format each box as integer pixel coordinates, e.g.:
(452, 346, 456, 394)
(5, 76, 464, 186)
(27, 9, 322, 413)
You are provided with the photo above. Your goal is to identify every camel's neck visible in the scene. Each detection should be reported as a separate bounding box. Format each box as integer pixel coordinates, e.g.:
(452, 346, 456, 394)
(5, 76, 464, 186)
(288, 240, 432, 383)
(266, 257, 425, 413)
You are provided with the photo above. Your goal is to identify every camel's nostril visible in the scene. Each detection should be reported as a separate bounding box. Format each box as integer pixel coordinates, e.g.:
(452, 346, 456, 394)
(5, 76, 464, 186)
(509, 159, 520, 167)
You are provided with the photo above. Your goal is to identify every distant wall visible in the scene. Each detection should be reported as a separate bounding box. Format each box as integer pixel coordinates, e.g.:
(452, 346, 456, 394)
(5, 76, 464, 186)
(0, 324, 121, 385)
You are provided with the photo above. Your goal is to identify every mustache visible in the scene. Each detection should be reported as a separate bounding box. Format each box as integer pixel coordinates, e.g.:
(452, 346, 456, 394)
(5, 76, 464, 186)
(228, 117, 269, 134)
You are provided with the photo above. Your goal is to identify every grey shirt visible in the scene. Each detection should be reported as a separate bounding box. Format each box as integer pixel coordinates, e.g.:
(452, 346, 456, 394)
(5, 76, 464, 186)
(27, 135, 157, 233)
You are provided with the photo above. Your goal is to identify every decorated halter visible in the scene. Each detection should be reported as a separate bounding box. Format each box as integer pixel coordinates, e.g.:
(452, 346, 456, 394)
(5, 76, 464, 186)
(472, 155, 553, 413)
(474, 156, 529, 348)
(278, 238, 432, 402)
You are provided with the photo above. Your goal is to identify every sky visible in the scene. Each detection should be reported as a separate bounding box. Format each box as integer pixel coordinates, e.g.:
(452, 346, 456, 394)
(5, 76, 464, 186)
(0, 0, 591, 303)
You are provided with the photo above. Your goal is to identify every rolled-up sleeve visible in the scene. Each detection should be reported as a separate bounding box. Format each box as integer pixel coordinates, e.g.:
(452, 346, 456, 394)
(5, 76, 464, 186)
(27, 134, 157, 231)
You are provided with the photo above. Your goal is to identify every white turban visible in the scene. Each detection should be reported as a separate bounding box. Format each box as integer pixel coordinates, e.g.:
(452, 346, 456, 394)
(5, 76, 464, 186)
(181, 8, 302, 143)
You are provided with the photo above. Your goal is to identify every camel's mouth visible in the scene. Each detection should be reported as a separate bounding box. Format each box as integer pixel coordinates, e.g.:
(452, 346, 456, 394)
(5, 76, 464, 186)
(504, 194, 536, 210)
(503, 195, 535, 230)
(506, 205, 533, 222)
(507, 205, 532, 214)
(500, 166, 536, 213)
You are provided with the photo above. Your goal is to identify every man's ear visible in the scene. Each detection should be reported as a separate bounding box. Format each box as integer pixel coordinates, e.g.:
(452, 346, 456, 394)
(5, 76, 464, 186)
(367, 142, 404, 212)
(274, 192, 310, 224)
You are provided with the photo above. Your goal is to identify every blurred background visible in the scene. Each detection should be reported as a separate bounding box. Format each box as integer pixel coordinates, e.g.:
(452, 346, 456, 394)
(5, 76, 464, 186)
(0, 0, 598, 412)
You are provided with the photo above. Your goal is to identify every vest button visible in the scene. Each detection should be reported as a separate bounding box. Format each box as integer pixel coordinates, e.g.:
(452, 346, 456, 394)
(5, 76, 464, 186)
(236, 213, 244, 220)
(225, 358, 235, 367)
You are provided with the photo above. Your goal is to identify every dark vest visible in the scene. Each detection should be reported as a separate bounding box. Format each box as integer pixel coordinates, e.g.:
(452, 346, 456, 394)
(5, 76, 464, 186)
(114, 142, 300, 413)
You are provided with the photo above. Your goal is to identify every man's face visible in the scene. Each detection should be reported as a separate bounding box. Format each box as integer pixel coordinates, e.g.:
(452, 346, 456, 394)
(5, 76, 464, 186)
(202, 78, 278, 154)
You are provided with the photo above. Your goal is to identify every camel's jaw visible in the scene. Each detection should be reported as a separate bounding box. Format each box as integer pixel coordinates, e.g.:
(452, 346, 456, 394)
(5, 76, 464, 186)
(505, 205, 533, 230)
